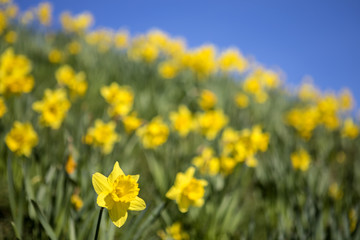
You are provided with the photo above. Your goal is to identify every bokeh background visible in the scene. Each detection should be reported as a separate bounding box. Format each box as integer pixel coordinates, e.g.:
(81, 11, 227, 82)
(17, 0, 360, 106)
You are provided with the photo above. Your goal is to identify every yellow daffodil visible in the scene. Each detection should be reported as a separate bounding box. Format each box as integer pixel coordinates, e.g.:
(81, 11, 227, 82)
(166, 167, 207, 213)
(32, 88, 71, 129)
(169, 105, 194, 137)
(92, 162, 146, 227)
(196, 109, 228, 140)
(192, 147, 220, 176)
(198, 89, 217, 110)
(341, 118, 359, 139)
(235, 93, 249, 108)
(136, 116, 169, 149)
(37, 2, 52, 26)
(158, 222, 190, 240)
(0, 48, 34, 95)
(291, 149, 311, 171)
(83, 120, 120, 154)
(122, 112, 143, 134)
(5, 121, 38, 157)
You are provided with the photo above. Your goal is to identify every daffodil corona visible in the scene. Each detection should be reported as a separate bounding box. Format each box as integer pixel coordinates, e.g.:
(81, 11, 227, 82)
(92, 162, 146, 228)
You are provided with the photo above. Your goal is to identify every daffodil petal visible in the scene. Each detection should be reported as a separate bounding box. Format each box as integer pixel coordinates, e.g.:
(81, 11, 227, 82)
(129, 196, 146, 211)
(130, 174, 139, 182)
(165, 187, 179, 200)
(97, 192, 114, 209)
(109, 202, 129, 228)
(108, 162, 125, 184)
(92, 173, 111, 194)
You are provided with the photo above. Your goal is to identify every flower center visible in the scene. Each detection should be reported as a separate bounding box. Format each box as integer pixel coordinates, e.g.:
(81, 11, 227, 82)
(111, 175, 139, 203)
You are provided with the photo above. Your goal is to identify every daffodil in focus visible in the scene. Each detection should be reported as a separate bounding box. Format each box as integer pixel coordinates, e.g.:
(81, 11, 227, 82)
(83, 120, 120, 154)
(166, 167, 207, 213)
(136, 117, 169, 149)
(198, 89, 217, 110)
(5, 121, 38, 157)
(169, 105, 194, 137)
(32, 88, 71, 129)
(92, 162, 146, 227)
(291, 149, 311, 171)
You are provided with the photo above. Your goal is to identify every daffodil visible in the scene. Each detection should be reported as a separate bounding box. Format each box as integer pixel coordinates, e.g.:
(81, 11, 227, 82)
(5, 121, 38, 157)
(166, 167, 207, 213)
(92, 162, 146, 227)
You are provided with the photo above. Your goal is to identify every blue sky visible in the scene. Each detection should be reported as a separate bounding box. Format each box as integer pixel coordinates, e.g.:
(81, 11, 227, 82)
(18, 0, 360, 105)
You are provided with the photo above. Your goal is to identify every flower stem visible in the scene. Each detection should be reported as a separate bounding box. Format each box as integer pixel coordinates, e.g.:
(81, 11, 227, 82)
(94, 207, 104, 240)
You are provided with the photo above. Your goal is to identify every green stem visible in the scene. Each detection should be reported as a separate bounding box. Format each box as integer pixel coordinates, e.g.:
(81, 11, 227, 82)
(94, 207, 104, 240)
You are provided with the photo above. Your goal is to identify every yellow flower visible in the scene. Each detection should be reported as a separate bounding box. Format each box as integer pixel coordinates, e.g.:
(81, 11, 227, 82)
(4, 30, 17, 44)
(166, 167, 207, 213)
(285, 106, 320, 140)
(136, 117, 169, 149)
(220, 156, 237, 175)
(101, 82, 134, 106)
(37, 2, 52, 26)
(298, 81, 320, 102)
(181, 45, 217, 79)
(291, 149, 311, 171)
(245, 155, 258, 168)
(338, 89, 353, 111)
(84, 120, 120, 154)
(250, 125, 270, 152)
(114, 30, 129, 49)
(192, 147, 220, 175)
(48, 49, 63, 63)
(198, 89, 217, 110)
(32, 88, 71, 129)
(67, 41, 81, 55)
(122, 112, 143, 134)
(71, 194, 83, 211)
(341, 118, 359, 139)
(217, 48, 247, 73)
(55, 65, 88, 97)
(158, 61, 179, 79)
(60, 11, 93, 34)
(5, 121, 38, 157)
(349, 209, 357, 233)
(65, 154, 77, 175)
(92, 162, 146, 228)
(158, 222, 190, 240)
(196, 109, 228, 140)
(235, 93, 249, 108)
(0, 48, 34, 95)
(169, 105, 194, 137)
(0, 97, 7, 118)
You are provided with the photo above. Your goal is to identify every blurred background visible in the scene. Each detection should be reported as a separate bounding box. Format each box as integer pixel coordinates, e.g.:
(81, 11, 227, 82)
(17, 0, 360, 106)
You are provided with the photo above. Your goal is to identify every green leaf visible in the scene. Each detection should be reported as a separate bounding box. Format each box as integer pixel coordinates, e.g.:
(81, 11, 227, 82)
(31, 199, 57, 240)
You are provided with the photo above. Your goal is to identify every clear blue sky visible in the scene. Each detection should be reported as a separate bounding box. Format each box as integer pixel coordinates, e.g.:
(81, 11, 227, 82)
(18, 0, 360, 105)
